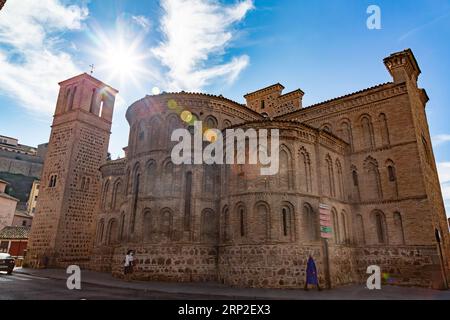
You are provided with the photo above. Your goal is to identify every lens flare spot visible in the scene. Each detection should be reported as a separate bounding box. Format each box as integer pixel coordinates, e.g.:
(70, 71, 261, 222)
(204, 129, 218, 143)
(168, 99, 178, 110)
(181, 110, 193, 123)
(152, 87, 161, 95)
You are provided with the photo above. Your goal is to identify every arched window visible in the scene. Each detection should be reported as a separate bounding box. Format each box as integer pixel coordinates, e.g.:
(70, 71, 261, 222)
(101, 180, 110, 210)
(299, 147, 312, 193)
(222, 206, 230, 242)
(111, 179, 122, 210)
(143, 209, 153, 242)
(166, 115, 180, 147)
(137, 121, 146, 145)
(89, 88, 97, 113)
(332, 208, 340, 244)
(339, 120, 353, 150)
(145, 160, 157, 195)
(385, 159, 398, 199)
(184, 172, 192, 231)
(352, 169, 359, 186)
(236, 204, 246, 238)
(361, 115, 375, 149)
(106, 219, 118, 245)
(146, 208, 173, 243)
(388, 165, 396, 181)
(336, 159, 344, 199)
(149, 117, 162, 149)
(372, 210, 387, 244)
(63, 87, 71, 112)
(351, 165, 361, 201)
(204, 116, 218, 129)
(254, 202, 269, 242)
(202, 164, 216, 194)
(119, 213, 126, 241)
(163, 160, 174, 193)
(201, 209, 219, 243)
(393, 212, 405, 245)
(68, 86, 77, 111)
(279, 147, 293, 190)
(364, 156, 382, 200)
(281, 204, 294, 241)
(96, 219, 105, 244)
(48, 174, 58, 188)
(304, 203, 317, 241)
(223, 119, 232, 128)
(356, 214, 365, 245)
(125, 168, 131, 195)
(326, 155, 335, 197)
(130, 164, 141, 234)
(379, 113, 390, 146)
(321, 124, 332, 133)
(340, 210, 348, 244)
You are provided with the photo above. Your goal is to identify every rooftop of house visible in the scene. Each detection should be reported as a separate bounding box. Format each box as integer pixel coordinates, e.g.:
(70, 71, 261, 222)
(0, 226, 30, 240)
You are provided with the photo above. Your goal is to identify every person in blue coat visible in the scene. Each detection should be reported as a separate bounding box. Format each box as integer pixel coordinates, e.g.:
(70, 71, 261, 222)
(304, 255, 321, 291)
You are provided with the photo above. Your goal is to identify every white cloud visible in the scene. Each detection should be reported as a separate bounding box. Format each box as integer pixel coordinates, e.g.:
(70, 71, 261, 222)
(437, 162, 450, 218)
(432, 134, 450, 148)
(152, 0, 254, 91)
(0, 0, 88, 114)
(132, 15, 151, 32)
(437, 162, 450, 184)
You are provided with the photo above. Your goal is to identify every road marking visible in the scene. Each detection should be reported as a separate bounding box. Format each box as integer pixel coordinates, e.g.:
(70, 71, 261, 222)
(0, 273, 49, 282)
(13, 273, 48, 280)
(8, 275, 32, 281)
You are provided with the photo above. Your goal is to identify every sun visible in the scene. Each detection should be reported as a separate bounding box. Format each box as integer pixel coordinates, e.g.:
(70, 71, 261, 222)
(103, 40, 143, 82)
(86, 22, 152, 90)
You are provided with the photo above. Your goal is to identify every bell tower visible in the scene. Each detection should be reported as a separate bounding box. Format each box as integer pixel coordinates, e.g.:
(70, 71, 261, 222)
(26, 73, 118, 267)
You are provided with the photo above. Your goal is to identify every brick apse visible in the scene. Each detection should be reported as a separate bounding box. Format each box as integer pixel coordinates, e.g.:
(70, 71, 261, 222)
(26, 49, 450, 289)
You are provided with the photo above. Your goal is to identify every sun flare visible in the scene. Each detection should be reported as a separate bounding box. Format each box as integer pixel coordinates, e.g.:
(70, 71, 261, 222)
(86, 22, 151, 90)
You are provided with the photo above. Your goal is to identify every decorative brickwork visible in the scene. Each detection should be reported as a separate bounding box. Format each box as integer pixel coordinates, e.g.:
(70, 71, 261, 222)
(28, 50, 450, 289)
(25, 74, 118, 267)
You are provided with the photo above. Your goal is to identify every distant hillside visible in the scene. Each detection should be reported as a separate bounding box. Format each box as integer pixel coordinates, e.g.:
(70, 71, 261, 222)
(0, 172, 37, 210)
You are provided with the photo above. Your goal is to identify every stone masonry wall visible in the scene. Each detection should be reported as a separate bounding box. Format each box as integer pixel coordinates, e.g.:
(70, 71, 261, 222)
(218, 244, 324, 288)
(110, 244, 218, 282)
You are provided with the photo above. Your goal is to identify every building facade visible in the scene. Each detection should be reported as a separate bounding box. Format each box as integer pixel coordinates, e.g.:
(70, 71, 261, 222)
(26, 73, 118, 267)
(0, 179, 19, 230)
(27, 50, 450, 289)
(0, 226, 30, 267)
(26, 180, 40, 216)
(0, 136, 47, 179)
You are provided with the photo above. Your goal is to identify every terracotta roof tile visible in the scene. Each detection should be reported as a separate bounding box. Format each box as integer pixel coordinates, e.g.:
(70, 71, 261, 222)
(0, 226, 30, 240)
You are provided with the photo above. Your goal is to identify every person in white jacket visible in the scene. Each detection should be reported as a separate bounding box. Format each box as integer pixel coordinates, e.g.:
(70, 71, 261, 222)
(124, 250, 135, 281)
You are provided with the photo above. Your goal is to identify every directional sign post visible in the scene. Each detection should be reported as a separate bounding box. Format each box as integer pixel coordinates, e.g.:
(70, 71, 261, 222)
(319, 203, 332, 289)
(319, 204, 332, 239)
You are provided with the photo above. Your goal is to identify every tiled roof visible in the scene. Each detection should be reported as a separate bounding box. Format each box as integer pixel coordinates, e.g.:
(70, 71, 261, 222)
(0, 226, 30, 240)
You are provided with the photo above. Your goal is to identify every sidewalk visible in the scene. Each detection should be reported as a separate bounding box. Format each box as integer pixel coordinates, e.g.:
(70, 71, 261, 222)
(14, 267, 450, 300)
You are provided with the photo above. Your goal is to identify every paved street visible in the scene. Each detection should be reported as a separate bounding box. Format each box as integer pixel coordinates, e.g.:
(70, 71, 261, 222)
(1, 268, 450, 300)
(0, 271, 236, 300)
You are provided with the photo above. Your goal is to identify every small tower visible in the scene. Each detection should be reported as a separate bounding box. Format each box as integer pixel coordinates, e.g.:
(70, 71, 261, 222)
(384, 49, 421, 85)
(244, 83, 304, 117)
(26, 73, 118, 267)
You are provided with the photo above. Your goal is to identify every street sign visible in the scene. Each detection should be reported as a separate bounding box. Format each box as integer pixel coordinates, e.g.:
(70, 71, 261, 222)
(319, 203, 332, 239)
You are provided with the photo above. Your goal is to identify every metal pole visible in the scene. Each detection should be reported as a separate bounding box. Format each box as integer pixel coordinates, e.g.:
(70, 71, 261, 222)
(322, 238, 331, 289)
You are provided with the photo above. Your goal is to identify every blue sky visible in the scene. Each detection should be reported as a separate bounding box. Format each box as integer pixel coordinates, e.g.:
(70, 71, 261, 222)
(0, 0, 450, 214)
